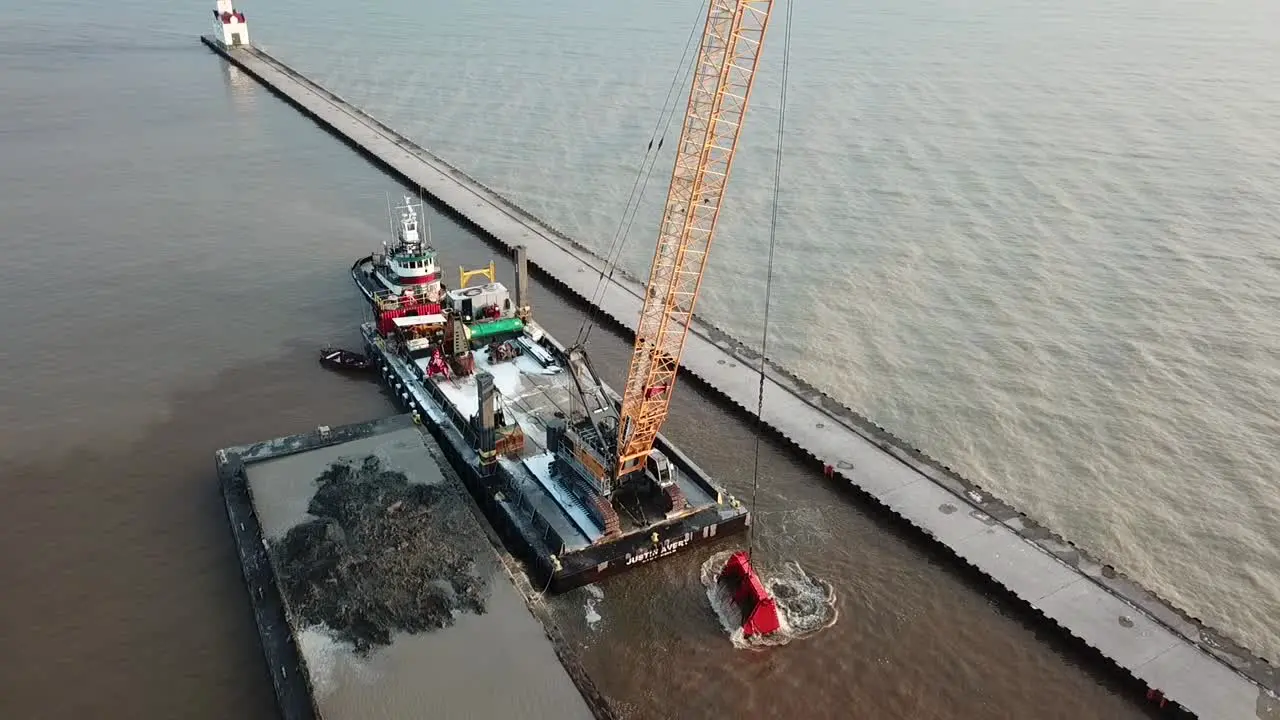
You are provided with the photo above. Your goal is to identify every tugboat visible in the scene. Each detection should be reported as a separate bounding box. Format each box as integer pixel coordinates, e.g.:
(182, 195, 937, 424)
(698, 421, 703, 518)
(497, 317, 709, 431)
(351, 196, 446, 310)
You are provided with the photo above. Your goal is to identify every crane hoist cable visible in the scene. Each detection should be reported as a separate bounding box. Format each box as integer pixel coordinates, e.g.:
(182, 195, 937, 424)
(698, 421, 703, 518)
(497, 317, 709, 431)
(748, 0, 794, 560)
(574, 1, 712, 349)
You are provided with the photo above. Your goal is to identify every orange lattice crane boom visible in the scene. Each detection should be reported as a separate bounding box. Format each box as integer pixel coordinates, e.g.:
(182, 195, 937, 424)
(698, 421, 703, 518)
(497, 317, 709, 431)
(614, 0, 775, 479)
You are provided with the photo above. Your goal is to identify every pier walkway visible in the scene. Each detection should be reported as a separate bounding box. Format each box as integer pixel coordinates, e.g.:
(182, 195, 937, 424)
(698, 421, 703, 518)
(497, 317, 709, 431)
(202, 36, 1277, 719)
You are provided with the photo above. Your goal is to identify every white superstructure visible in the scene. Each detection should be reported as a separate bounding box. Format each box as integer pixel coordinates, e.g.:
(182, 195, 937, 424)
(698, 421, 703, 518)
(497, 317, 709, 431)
(373, 197, 444, 302)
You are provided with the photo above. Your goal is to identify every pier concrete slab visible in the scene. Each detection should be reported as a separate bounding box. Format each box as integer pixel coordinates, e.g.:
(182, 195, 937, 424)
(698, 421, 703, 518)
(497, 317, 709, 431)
(1039, 579, 1181, 670)
(879, 479, 991, 546)
(952, 527, 1083, 604)
(1138, 643, 1273, 720)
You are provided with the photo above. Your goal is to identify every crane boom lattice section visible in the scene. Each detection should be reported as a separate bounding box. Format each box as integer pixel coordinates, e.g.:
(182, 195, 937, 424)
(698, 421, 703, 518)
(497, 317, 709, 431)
(615, 0, 774, 476)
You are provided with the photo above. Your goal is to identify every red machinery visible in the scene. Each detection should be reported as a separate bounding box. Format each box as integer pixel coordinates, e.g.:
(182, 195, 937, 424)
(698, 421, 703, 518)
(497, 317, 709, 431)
(425, 347, 451, 379)
(717, 551, 780, 637)
(372, 289, 441, 336)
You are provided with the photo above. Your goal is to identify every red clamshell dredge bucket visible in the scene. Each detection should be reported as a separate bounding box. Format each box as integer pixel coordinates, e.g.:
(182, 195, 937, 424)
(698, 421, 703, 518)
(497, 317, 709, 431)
(716, 550, 781, 637)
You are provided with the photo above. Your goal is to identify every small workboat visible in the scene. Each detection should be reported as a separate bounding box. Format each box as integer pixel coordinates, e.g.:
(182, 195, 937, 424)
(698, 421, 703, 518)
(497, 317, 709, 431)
(320, 346, 373, 373)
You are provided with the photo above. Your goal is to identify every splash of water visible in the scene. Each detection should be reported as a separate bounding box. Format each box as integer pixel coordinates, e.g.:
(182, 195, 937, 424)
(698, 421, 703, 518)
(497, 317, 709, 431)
(700, 549, 838, 650)
(298, 626, 380, 699)
(584, 583, 604, 628)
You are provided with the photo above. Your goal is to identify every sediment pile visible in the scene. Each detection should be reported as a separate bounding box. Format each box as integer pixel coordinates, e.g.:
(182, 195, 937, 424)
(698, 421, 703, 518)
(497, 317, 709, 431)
(269, 455, 488, 655)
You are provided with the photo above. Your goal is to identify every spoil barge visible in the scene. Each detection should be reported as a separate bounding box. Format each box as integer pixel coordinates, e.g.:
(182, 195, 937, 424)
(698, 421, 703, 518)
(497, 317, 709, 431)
(201, 13, 1279, 720)
(216, 414, 603, 720)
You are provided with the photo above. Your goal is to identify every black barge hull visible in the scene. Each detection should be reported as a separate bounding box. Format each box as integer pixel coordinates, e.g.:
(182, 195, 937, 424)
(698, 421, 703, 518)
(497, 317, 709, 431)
(360, 323, 750, 593)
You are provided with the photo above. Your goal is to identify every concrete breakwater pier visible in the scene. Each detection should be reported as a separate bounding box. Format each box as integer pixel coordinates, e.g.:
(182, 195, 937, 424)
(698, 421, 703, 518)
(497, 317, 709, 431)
(202, 35, 1278, 720)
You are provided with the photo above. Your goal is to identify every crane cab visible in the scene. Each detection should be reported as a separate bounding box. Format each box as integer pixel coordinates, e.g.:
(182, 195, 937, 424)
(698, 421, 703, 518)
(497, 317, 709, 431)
(645, 448, 687, 517)
(645, 449, 675, 489)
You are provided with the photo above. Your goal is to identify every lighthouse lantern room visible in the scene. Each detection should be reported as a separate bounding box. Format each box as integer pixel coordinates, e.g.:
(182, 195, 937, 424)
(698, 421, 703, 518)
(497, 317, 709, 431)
(212, 0, 250, 47)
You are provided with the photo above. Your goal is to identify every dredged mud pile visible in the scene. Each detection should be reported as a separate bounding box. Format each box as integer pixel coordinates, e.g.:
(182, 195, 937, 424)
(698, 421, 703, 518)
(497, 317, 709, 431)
(269, 455, 488, 655)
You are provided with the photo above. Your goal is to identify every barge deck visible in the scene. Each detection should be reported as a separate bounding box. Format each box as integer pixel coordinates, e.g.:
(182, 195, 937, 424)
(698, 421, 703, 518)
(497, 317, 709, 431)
(342, 193, 749, 591)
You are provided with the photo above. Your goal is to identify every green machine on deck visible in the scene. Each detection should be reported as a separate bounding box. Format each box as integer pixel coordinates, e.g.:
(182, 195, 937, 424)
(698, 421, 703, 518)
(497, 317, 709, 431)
(467, 317, 524, 342)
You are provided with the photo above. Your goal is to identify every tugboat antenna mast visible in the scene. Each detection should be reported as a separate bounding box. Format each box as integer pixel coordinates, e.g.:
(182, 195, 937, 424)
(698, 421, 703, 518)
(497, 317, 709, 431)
(385, 191, 395, 245)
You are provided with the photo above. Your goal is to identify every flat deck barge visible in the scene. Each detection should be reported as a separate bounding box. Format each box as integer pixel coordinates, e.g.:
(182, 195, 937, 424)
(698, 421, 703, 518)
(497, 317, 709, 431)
(356, 305, 750, 592)
(202, 34, 1279, 719)
(216, 414, 605, 720)
(340, 192, 749, 592)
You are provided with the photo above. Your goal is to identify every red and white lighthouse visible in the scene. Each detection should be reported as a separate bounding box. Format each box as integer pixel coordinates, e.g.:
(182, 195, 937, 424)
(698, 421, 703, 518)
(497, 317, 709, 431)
(212, 0, 250, 47)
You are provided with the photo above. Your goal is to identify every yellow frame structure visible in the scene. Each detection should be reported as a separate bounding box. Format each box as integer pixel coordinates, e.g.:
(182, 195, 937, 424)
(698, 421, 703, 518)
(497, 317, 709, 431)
(458, 261, 496, 288)
(614, 0, 774, 478)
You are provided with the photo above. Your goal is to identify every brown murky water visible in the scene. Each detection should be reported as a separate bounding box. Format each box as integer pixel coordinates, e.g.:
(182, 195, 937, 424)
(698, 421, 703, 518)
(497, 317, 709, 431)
(0, 7, 1154, 720)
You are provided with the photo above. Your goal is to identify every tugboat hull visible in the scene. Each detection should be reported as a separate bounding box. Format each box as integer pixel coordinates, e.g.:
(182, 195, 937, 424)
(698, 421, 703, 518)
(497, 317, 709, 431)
(351, 255, 381, 308)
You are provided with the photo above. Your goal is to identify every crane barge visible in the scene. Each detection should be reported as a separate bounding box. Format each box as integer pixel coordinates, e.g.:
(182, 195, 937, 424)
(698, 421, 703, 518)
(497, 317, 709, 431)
(353, 0, 775, 592)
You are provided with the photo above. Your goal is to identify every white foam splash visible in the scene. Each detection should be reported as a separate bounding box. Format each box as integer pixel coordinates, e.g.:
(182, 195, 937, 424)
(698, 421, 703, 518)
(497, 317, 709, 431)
(584, 584, 604, 628)
(297, 626, 379, 699)
(750, 506, 835, 548)
(700, 549, 838, 650)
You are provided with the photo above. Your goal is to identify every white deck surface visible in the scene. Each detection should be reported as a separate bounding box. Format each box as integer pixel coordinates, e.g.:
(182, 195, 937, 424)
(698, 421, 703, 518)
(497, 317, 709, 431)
(392, 313, 446, 327)
(516, 452, 603, 543)
(424, 342, 566, 448)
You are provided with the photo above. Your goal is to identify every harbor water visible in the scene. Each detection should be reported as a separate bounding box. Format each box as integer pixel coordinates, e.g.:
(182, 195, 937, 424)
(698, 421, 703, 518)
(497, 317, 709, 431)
(1, 1, 1276, 718)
